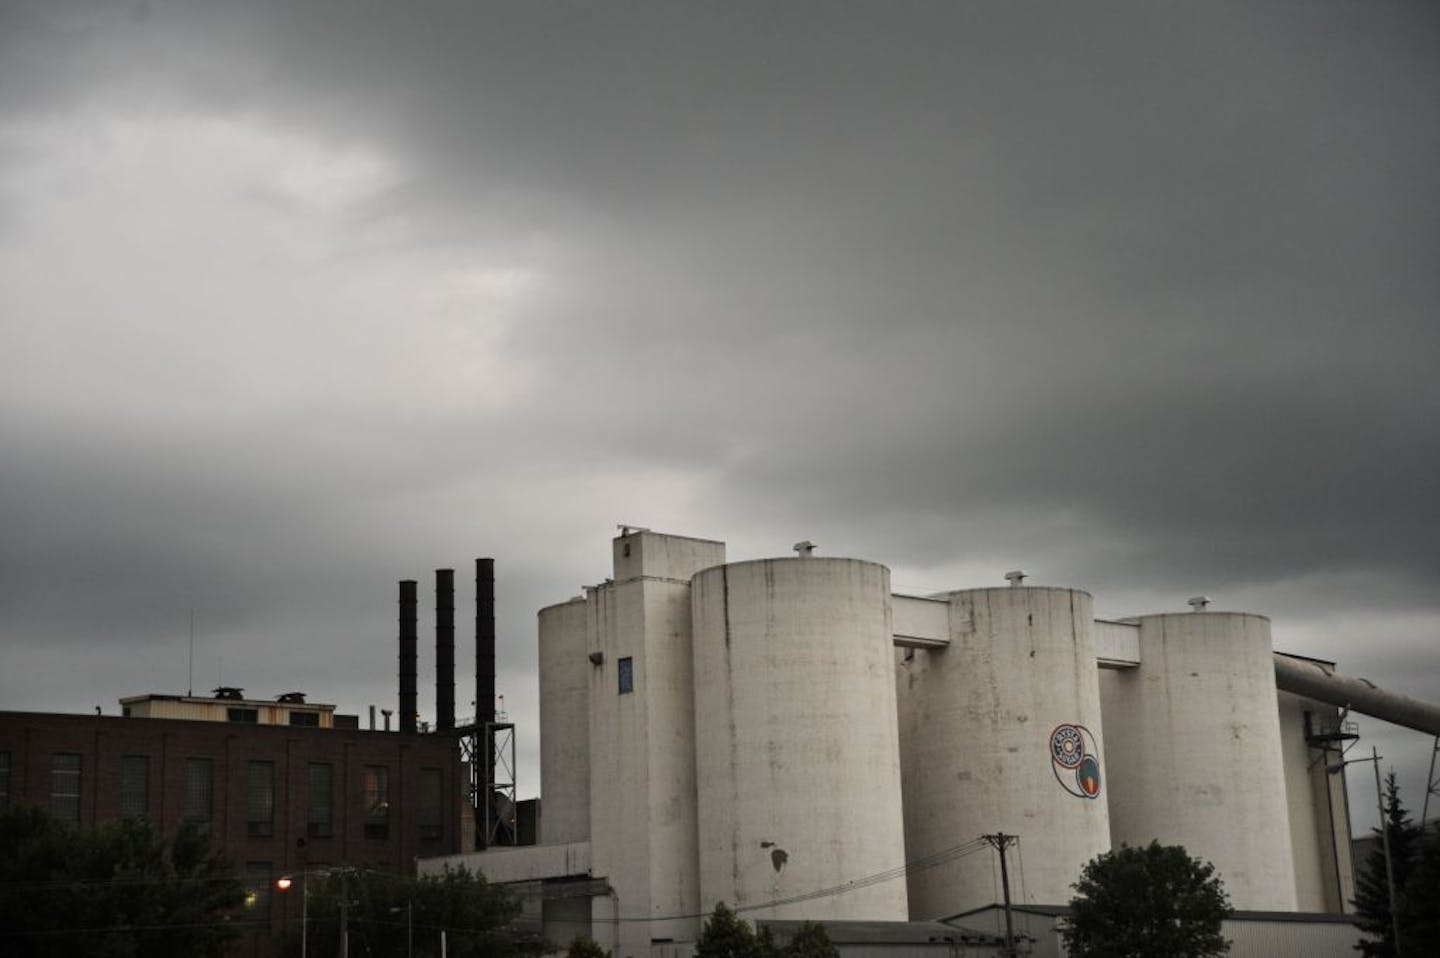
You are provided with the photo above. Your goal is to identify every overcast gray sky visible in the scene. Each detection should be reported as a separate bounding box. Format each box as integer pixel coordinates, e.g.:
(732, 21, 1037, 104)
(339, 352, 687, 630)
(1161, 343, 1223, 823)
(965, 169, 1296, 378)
(2, 1, 1437, 832)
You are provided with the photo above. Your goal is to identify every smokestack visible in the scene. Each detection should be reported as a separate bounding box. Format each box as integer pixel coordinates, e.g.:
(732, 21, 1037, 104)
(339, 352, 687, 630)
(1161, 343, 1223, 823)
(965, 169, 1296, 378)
(399, 579, 418, 734)
(436, 568, 455, 732)
(476, 558, 495, 727)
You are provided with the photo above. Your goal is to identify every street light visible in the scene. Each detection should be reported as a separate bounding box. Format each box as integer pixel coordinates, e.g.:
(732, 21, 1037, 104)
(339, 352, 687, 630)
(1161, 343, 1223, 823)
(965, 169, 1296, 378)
(1327, 746, 1402, 954)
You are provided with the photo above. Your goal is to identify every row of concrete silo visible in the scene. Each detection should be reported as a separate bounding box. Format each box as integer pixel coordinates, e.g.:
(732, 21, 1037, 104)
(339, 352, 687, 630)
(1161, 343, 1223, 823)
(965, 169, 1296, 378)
(537, 530, 1305, 957)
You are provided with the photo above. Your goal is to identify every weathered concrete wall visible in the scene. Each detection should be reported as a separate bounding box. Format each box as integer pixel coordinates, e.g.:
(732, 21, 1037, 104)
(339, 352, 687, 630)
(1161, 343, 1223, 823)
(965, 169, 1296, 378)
(586, 531, 725, 958)
(1277, 688, 1355, 913)
(897, 587, 1110, 917)
(1098, 612, 1297, 910)
(692, 557, 909, 921)
(539, 597, 591, 845)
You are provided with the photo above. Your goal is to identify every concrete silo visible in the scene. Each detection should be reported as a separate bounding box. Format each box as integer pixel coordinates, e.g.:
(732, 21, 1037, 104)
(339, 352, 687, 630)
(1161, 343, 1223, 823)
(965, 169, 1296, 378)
(537, 596, 591, 845)
(691, 557, 909, 921)
(1097, 611, 1298, 910)
(896, 585, 1111, 916)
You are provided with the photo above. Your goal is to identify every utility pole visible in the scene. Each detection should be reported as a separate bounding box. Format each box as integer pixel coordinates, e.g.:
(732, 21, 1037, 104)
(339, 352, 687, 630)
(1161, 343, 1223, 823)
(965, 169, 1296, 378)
(1327, 749, 1403, 957)
(337, 869, 350, 958)
(983, 833, 1019, 957)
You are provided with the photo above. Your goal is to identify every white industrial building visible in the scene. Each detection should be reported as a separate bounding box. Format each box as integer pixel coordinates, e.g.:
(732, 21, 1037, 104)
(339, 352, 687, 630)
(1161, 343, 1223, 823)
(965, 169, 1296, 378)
(424, 528, 1440, 957)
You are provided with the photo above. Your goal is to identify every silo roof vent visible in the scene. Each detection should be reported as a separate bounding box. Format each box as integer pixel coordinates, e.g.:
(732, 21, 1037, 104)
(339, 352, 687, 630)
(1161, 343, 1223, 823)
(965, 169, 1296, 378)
(276, 691, 307, 704)
(212, 686, 245, 700)
(1004, 570, 1028, 586)
(1188, 595, 1212, 612)
(793, 540, 816, 556)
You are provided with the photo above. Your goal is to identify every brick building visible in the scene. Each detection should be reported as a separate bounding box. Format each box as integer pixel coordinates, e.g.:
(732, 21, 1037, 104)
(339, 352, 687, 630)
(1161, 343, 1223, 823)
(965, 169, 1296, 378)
(0, 703, 463, 955)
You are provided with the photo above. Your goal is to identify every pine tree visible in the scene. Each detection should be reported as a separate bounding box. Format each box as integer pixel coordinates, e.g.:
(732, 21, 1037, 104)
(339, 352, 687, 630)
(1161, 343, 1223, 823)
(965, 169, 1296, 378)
(1353, 772, 1421, 958)
(1397, 826, 1440, 958)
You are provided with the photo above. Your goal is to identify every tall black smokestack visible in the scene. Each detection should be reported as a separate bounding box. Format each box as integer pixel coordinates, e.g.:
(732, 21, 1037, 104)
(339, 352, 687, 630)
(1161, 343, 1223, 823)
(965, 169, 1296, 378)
(398, 579, 418, 734)
(476, 558, 495, 728)
(436, 568, 455, 732)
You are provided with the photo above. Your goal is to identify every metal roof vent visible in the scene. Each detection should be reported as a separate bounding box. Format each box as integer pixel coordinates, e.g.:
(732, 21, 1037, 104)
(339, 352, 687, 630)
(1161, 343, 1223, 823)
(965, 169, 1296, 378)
(1004, 570, 1028, 587)
(1188, 595, 1211, 612)
(793, 540, 816, 556)
(212, 687, 245, 700)
(276, 692, 307, 704)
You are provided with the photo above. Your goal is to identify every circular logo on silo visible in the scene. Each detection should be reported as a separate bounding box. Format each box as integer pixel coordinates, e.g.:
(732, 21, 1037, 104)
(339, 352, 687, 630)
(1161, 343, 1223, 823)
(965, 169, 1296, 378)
(1050, 723, 1102, 799)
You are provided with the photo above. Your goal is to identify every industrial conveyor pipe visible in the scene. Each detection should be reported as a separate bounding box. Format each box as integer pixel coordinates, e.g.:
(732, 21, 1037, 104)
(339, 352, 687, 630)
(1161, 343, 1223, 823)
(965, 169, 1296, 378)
(1273, 653, 1440, 736)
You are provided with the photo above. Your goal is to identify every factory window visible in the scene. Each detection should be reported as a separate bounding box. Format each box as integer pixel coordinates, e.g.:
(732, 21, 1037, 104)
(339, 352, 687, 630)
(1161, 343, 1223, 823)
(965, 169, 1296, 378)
(618, 656, 634, 694)
(243, 862, 272, 919)
(185, 758, 214, 833)
(289, 710, 320, 727)
(308, 763, 333, 837)
(418, 768, 443, 842)
(227, 707, 259, 723)
(0, 751, 9, 806)
(119, 755, 149, 818)
(51, 753, 81, 823)
(363, 766, 389, 840)
(247, 761, 275, 837)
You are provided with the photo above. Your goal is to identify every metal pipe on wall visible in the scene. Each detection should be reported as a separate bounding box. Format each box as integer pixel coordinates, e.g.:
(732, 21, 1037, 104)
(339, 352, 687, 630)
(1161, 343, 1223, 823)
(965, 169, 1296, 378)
(1274, 654, 1440, 736)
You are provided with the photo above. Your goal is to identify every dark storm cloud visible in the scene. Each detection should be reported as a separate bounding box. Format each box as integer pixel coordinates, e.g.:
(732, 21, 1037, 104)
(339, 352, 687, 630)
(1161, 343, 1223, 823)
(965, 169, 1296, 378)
(2, 1, 1438, 800)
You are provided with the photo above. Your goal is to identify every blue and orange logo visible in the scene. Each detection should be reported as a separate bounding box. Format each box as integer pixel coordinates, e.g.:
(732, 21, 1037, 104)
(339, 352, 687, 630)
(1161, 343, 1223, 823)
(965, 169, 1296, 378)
(1050, 723, 1102, 799)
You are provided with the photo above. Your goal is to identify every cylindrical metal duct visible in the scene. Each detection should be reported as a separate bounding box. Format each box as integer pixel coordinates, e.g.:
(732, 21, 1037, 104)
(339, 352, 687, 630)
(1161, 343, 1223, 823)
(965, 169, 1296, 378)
(476, 558, 495, 727)
(398, 579, 418, 734)
(1273, 654, 1440, 736)
(436, 569, 456, 732)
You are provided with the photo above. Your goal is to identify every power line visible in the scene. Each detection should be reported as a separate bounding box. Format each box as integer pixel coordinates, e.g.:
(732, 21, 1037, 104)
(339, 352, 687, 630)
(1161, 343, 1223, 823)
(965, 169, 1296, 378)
(591, 837, 992, 924)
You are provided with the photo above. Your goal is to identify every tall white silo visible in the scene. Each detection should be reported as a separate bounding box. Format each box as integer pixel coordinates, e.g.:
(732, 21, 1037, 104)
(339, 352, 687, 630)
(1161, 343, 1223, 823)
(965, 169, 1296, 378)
(691, 557, 909, 921)
(1098, 610, 1297, 910)
(538, 596, 591, 845)
(897, 585, 1111, 916)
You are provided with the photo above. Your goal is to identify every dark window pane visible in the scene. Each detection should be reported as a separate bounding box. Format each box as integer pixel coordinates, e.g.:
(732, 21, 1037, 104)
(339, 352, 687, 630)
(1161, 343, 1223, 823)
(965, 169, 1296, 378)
(185, 758, 213, 832)
(618, 656, 634, 694)
(363, 766, 389, 840)
(419, 768, 443, 842)
(246, 761, 274, 837)
(120, 755, 148, 818)
(307, 763, 333, 837)
(289, 711, 319, 727)
(244, 862, 272, 919)
(227, 708, 259, 723)
(51, 754, 81, 823)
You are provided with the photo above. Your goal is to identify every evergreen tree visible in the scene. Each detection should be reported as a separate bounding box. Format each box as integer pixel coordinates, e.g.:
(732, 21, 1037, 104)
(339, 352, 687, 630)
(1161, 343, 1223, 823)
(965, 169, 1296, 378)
(1397, 826, 1440, 958)
(1354, 772, 1421, 958)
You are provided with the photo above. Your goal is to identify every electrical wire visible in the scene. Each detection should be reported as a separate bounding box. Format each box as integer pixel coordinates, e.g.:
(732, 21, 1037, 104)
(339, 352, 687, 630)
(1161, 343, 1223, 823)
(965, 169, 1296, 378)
(591, 837, 992, 924)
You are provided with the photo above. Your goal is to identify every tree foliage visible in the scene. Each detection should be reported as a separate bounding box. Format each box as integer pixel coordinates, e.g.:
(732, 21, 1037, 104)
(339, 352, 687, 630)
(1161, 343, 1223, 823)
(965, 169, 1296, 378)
(0, 802, 245, 957)
(1353, 772, 1438, 958)
(695, 904, 838, 958)
(1061, 841, 1230, 958)
(273, 864, 543, 958)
